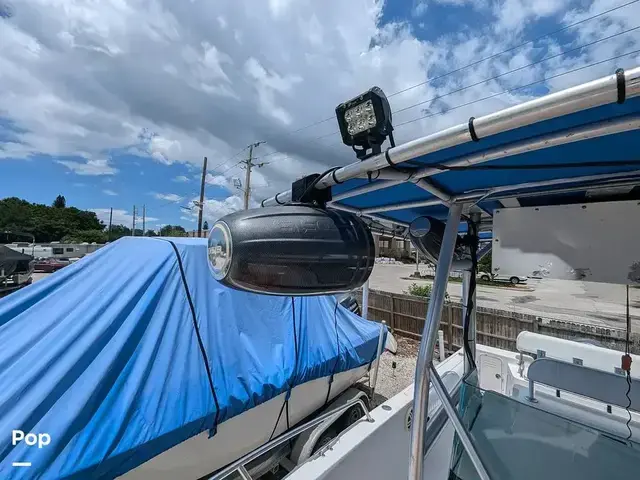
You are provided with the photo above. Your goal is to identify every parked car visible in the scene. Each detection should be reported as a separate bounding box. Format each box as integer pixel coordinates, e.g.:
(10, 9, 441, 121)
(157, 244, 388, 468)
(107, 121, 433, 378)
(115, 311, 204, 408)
(34, 258, 69, 273)
(477, 271, 528, 285)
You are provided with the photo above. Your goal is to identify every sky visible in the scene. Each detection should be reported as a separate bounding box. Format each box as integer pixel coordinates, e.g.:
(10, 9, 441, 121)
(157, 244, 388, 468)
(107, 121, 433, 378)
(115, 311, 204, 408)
(0, 0, 639, 232)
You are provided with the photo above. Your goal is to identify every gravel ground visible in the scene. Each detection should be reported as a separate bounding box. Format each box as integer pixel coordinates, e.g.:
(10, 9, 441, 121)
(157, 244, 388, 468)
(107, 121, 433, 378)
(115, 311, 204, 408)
(358, 336, 421, 407)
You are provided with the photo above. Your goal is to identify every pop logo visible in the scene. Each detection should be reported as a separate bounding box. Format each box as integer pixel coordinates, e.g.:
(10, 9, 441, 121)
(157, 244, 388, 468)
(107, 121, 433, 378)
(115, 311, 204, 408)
(12, 430, 51, 449)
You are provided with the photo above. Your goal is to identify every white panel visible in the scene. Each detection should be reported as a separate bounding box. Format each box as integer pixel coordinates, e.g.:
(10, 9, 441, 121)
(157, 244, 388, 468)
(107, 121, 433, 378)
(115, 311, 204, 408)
(493, 200, 640, 285)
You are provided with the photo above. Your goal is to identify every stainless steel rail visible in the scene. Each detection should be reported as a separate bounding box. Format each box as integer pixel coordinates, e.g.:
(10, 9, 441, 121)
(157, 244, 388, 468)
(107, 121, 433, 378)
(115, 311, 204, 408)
(408, 203, 463, 480)
(262, 66, 640, 207)
(209, 397, 372, 480)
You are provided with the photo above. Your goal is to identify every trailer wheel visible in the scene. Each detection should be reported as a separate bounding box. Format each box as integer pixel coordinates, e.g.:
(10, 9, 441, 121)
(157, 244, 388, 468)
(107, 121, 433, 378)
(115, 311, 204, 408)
(343, 404, 364, 428)
(312, 427, 337, 454)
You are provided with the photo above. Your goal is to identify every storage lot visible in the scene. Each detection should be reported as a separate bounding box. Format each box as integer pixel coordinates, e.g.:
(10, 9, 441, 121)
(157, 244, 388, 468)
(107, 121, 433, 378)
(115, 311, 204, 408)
(370, 264, 640, 330)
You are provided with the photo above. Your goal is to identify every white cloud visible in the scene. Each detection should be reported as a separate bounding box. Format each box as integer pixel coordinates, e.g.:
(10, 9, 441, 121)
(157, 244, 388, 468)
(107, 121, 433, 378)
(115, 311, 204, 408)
(90, 208, 159, 226)
(57, 158, 118, 176)
(173, 175, 190, 182)
(152, 192, 183, 202)
(1, 0, 639, 205)
(103, 189, 118, 196)
(412, 0, 428, 17)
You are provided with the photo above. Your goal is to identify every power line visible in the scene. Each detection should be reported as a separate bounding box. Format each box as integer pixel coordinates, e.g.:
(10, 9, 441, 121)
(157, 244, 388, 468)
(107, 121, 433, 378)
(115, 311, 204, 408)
(393, 47, 640, 128)
(310, 25, 639, 142)
(387, 0, 639, 99)
(207, 145, 250, 175)
(259, 0, 639, 139)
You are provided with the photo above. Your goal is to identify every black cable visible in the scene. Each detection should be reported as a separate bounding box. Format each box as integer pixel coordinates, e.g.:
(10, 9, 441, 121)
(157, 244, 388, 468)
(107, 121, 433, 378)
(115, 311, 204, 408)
(394, 48, 640, 130)
(625, 372, 633, 440)
(268, 297, 300, 441)
(625, 284, 633, 441)
(463, 220, 478, 372)
(297, 167, 340, 204)
(256, 0, 639, 140)
(161, 239, 221, 433)
(312, 27, 639, 143)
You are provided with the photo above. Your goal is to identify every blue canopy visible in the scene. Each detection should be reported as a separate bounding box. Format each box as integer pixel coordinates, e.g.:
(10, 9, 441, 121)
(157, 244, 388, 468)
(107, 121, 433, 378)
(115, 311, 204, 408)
(331, 86, 640, 224)
(0, 237, 385, 479)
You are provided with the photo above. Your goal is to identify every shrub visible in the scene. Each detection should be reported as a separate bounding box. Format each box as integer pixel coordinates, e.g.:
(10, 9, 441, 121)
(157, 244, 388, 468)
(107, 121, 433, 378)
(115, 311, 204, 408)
(405, 283, 450, 302)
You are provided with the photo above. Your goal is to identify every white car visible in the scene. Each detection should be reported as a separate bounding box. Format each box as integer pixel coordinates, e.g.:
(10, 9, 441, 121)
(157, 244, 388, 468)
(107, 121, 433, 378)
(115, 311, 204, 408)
(477, 272, 528, 285)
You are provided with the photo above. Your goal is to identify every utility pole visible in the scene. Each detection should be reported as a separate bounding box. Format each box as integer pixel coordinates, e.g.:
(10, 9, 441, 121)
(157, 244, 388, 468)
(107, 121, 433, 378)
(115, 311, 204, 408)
(132, 205, 136, 236)
(242, 142, 265, 210)
(108, 207, 113, 241)
(142, 205, 146, 237)
(197, 156, 208, 237)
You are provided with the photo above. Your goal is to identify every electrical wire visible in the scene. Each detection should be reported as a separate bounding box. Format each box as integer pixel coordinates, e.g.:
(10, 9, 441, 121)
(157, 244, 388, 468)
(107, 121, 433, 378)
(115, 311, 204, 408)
(625, 284, 633, 441)
(393, 47, 640, 129)
(313, 26, 639, 142)
(462, 219, 478, 372)
(268, 297, 300, 441)
(207, 146, 250, 175)
(261, 0, 639, 138)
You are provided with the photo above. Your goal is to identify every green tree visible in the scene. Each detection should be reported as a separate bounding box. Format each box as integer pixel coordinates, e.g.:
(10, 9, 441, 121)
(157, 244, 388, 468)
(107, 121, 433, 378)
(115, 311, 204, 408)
(52, 195, 66, 208)
(108, 224, 131, 241)
(159, 225, 187, 237)
(61, 230, 108, 244)
(145, 229, 157, 237)
(478, 252, 492, 273)
(0, 197, 104, 243)
(203, 221, 209, 230)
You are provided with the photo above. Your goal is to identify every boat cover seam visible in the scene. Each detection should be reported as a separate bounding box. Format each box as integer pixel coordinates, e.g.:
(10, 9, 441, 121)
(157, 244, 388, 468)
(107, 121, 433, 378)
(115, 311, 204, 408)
(161, 239, 221, 435)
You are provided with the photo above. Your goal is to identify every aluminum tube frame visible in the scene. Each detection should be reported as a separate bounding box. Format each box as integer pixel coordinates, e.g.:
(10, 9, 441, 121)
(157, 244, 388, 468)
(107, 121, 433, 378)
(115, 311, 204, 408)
(362, 280, 370, 319)
(370, 320, 386, 400)
(211, 398, 373, 480)
(327, 202, 411, 228)
(335, 115, 640, 208)
(408, 203, 463, 480)
(430, 365, 491, 480)
(261, 67, 640, 207)
(414, 179, 452, 204)
(320, 113, 640, 204)
(355, 168, 640, 215)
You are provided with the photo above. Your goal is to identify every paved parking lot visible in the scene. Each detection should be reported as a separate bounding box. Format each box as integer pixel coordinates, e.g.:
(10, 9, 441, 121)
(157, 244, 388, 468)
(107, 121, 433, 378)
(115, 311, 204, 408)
(369, 264, 640, 330)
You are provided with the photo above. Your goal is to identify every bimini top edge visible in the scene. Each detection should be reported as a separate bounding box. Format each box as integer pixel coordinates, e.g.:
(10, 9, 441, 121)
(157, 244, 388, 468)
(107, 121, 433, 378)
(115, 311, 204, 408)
(262, 65, 640, 227)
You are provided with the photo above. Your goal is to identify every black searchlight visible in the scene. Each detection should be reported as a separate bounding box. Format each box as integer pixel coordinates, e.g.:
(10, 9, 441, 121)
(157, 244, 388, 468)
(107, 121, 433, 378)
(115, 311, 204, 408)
(208, 205, 375, 296)
(335, 86, 394, 160)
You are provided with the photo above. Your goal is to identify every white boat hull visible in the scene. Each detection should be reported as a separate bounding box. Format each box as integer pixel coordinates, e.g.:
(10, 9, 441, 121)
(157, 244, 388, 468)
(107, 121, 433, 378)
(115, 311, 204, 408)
(119, 363, 371, 480)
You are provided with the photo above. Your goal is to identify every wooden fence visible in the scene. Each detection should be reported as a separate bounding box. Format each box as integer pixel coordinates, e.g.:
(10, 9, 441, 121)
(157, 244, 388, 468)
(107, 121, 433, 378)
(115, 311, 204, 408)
(363, 288, 640, 354)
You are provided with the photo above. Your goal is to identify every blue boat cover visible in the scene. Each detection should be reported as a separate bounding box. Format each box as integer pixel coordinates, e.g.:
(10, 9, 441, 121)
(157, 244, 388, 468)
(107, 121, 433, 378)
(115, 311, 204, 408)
(0, 237, 386, 479)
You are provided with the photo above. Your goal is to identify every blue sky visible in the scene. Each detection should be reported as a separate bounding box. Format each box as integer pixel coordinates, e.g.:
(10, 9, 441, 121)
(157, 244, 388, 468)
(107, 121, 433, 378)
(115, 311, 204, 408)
(1, 0, 639, 230)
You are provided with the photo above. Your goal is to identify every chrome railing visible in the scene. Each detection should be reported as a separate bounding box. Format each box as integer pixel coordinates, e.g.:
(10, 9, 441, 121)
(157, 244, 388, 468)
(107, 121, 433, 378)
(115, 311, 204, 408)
(208, 397, 372, 480)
